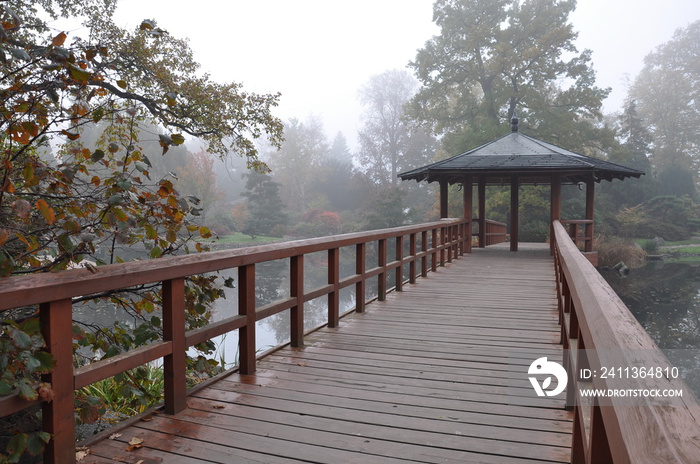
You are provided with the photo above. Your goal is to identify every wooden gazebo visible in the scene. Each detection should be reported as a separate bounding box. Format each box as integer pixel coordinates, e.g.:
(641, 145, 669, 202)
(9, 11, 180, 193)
(399, 118, 644, 252)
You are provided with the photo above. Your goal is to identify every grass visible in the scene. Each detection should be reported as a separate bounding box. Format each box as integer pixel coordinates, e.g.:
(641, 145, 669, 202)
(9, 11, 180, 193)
(668, 245, 700, 254)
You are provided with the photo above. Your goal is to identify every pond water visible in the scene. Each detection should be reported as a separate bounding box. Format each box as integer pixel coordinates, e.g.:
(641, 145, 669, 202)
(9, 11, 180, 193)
(600, 261, 700, 397)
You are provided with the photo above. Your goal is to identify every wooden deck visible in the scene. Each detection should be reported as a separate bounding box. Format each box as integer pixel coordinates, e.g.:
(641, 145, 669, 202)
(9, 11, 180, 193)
(85, 243, 573, 464)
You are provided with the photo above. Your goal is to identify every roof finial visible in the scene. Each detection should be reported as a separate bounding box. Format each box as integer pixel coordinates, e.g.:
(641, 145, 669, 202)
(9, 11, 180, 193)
(511, 114, 519, 133)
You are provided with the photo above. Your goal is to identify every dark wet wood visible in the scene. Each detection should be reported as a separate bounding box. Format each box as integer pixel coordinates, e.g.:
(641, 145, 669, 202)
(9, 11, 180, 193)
(87, 243, 573, 464)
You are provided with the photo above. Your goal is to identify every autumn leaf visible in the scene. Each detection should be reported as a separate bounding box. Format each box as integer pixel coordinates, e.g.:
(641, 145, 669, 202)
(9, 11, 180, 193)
(75, 446, 90, 461)
(61, 129, 81, 141)
(36, 199, 56, 225)
(126, 437, 144, 451)
(1, 177, 15, 193)
(52, 32, 67, 46)
(0, 229, 9, 247)
(199, 226, 212, 239)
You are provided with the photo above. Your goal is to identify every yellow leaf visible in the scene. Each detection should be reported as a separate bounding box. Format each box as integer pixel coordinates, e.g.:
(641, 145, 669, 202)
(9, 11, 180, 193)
(117, 80, 127, 89)
(199, 226, 212, 239)
(36, 199, 56, 225)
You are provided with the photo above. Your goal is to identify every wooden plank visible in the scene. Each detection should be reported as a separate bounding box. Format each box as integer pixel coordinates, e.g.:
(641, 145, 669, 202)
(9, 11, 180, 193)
(209, 374, 571, 429)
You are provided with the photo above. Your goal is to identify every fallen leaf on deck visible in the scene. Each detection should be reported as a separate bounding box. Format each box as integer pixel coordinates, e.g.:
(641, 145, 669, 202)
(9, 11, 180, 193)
(76, 447, 90, 461)
(140, 415, 153, 422)
(125, 437, 144, 451)
(297, 362, 307, 367)
(213, 404, 225, 409)
(109, 433, 123, 440)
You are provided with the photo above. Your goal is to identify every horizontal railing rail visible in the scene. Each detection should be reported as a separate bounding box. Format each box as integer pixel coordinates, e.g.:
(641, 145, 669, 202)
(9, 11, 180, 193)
(552, 220, 700, 464)
(0, 218, 469, 463)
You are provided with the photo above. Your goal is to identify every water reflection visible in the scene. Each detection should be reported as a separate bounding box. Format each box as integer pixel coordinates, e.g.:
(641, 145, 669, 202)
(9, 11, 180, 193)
(601, 262, 700, 396)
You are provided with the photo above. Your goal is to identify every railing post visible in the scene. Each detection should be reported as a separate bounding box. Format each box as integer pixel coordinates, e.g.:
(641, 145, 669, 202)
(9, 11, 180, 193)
(421, 230, 428, 277)
(395, 236, 403, 292)
(440, 226, 447, 266)
(328, 248, 340, 328)
(431, 228, 438, 272)
(571, 406, 586, 464)
(40, 299, 75, 464)
(378, 239, 387, 301)
(589, 400, 614, 463)
(356, 242, 366, 313)
(163, 278, 187, 415)
(238, 264, 256, 374)
(409, 233, 417, 284)
(290, 255, 304, 347)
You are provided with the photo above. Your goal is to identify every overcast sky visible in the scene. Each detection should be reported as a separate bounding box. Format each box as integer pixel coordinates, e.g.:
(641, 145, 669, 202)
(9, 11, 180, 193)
(109, 0, 699, 149)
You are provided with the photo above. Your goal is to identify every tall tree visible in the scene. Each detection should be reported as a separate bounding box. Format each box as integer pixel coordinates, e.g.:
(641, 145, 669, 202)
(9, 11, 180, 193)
(0, 2, 282, 457)
(329, 132, 352, 162)
(628, 20, 700, 174)
(268, 117, 329, 214)
(241, 172, 287, 238)
(409, 0, 609, 151)
(601, 100, 657, 208)
(357, 69, 437, 186)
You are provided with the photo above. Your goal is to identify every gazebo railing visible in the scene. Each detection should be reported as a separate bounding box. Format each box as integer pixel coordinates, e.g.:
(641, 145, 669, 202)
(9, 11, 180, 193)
(561, 219, 594, 252)
(475, 218, 508, 247)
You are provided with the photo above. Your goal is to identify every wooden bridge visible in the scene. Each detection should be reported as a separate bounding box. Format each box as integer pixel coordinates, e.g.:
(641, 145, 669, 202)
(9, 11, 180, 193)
(1, 219, 699, 463)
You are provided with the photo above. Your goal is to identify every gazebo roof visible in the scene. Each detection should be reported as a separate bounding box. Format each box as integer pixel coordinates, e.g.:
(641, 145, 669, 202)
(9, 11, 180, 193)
(399, 130, 644, 185)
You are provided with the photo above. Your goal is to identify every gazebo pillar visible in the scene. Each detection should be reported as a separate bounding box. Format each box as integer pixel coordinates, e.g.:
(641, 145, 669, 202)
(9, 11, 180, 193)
(550, 173, 562, 254)
(510, 176, 519, 252)
(478, 177, 486, 248)
(585, 175, 595, 252)
(463, 176, 473, 253)
(439, 180, 448, 219)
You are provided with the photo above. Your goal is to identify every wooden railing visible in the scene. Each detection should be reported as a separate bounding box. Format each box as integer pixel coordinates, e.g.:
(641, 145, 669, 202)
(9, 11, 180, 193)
(560, 219, 594, 252)
(552, 220, 700, 463)
(0, 218, 469, 463)
(482, 218, 508, 246)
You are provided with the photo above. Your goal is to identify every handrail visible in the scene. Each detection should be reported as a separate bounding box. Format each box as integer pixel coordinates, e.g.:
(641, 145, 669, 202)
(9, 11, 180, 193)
(0, 218, 470, 463)
(483, 218, 508, 246)
(552, 220, 700, 463)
